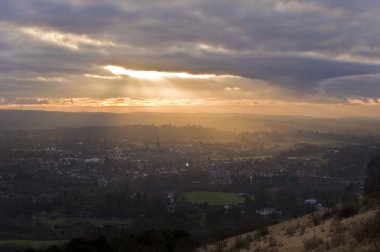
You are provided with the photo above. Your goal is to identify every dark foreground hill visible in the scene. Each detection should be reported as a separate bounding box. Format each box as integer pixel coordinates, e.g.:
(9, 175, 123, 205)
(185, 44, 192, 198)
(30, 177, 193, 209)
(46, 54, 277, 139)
(2, 229, 196, 252)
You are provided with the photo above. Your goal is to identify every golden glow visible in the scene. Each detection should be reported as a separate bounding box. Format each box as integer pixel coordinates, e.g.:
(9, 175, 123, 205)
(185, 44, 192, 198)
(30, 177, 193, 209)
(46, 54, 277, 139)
(20, 26, 115, 50)
(104, 65, 232, 80)
(36, 76, 64, 82)
(348, 98, 380, 105)
(98, 98, 205, 107)
(3, 97, 380, 117)
(84, 74, 121, 80)
(197, 43, 229, 53)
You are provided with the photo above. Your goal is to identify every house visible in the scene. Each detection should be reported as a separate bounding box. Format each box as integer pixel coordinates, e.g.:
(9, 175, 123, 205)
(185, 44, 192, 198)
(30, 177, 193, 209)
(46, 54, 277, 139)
(304, 198, 324, 209)
(304, 198, 317, 205)
(84, 158, 101, 164)
(315, 203, 324, 210)
(256, 208, 282, 216)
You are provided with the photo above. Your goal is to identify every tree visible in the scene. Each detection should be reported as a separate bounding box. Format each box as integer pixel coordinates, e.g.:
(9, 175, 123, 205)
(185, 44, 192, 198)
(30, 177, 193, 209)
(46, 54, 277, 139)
(363, 155, 380, 199)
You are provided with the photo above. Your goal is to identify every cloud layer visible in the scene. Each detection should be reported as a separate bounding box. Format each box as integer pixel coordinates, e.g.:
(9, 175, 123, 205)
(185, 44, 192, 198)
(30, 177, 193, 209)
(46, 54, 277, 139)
(0, 0, 380, 115)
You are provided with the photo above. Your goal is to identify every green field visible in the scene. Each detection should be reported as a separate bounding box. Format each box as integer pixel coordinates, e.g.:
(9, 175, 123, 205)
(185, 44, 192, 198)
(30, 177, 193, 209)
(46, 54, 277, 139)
(237, 155, 273, 160)
(0, 239, 66, 249)
(179, 191, 245, 206)
(84, 218, 131, 226)
(296, 152, 326, 160)
(213, 155, 273, 161)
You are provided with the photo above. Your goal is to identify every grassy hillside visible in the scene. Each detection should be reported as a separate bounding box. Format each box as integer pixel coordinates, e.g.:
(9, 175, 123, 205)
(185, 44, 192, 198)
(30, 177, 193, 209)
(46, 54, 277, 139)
(201, 205, 380, 252)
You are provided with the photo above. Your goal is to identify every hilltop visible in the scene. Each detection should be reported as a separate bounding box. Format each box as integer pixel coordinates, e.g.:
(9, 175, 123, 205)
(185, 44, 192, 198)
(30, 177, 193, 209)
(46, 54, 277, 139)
(201, 154, 380, 252)
(201, 204, 380, 252)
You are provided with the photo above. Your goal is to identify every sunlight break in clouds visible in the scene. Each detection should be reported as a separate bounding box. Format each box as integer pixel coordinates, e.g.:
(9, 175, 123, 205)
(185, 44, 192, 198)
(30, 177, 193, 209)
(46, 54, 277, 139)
(83, 74, 121, 80)
(20, 26, 115, 50)
(104, 65, 239, 80)
(3, 97, 380, 117)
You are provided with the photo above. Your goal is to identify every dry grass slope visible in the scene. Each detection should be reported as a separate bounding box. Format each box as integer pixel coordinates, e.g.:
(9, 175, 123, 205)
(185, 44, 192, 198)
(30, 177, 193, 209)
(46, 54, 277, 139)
(200, 207, 380, 252)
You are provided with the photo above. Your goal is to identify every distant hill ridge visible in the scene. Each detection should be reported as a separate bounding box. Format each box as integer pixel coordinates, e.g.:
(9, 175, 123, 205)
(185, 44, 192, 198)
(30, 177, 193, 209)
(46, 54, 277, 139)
(2, 110, 380, 135)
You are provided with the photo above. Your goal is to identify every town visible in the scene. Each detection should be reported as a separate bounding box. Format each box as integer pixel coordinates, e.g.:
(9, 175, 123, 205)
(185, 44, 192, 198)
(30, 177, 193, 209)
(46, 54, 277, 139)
(0, 125, 373, 246)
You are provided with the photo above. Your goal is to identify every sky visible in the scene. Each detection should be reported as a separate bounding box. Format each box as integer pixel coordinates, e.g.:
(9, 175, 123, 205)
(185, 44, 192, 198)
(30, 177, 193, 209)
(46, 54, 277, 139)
(1, 0, 380, 117)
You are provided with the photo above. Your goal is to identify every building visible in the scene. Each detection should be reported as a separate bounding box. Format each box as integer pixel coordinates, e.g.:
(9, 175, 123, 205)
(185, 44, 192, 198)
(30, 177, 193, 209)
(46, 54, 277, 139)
(256, 208, 282, 216)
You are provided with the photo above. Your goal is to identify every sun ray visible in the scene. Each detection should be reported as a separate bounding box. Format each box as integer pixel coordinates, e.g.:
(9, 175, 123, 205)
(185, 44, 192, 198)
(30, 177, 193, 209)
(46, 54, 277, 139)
(103, 65, 235, 80)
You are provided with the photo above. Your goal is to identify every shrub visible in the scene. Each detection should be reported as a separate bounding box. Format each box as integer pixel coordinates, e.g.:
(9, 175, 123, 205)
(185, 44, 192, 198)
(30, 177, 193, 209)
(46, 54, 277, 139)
(234, 235, 244, 249)
(268, 236, 277, 247)
(303, 235, 322, 250)
(253, 245, 262, 252)
(285, 225, 296, 236)
(321, 208, 333, 220)
(363, 156, 380, 200)
(351, 218, 368, 242)
(214, 239, 227, 252)
(367, 209, 380, 238)
(311, 212, 322, 226)
(299, 224, 306, 236)
(336, 200, 359, 219)
(352, 209, 380, 242)
(245, 234, 254, 243)
(234, 235, 251, 250)
(257, 227, 269, 236)
(330, 219, 346, 246)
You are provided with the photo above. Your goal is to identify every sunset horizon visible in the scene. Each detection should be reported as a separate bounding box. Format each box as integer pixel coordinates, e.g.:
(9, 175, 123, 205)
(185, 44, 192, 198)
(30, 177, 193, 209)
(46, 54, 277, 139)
(1, 1, 380, 117)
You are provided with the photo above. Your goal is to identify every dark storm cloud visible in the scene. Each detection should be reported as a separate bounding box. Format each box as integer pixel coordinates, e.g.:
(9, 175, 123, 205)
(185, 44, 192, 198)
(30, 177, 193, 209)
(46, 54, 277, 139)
(0, 0, 380, 101)
(0, 0, 127, 33)
(324, 74, 380, 98)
